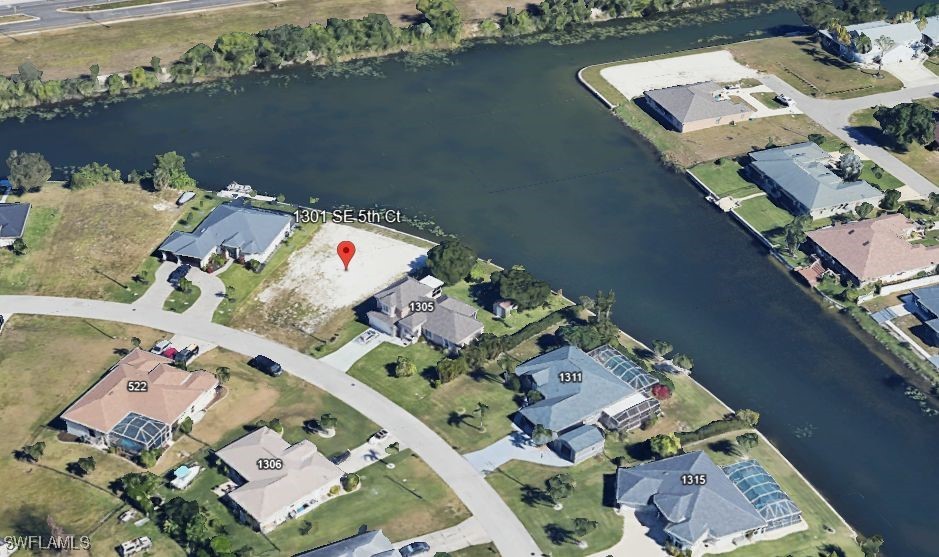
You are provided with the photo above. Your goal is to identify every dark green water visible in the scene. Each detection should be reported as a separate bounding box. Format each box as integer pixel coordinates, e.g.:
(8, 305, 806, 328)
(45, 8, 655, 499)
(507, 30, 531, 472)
(1, 6, 936, 555)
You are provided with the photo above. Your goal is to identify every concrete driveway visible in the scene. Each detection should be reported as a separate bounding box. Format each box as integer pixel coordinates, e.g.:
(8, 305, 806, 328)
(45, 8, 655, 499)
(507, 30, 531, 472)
(338, 434, 400, 474)
(464, 429, 572, 474)
(394, 517, 489, 554)
(319, 328, 406, 371)
(184, 265, 227, 321)
(0, 295, 541, 557)
(131, 261, 176, 309)
(588, 510, 668, 557)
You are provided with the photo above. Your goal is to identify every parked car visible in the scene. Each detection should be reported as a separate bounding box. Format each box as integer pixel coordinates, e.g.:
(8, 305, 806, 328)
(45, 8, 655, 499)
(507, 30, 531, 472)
(168, 264, 191, 285)
(399, 542, 430, 556)
(174, 348, 193, 363)
(329, 450, 352, 465)
(368, 429, 389, 444)
(775, 94, 794, 107)
(150, 340, 171, 354)
(249, 355, 283, 377)
(161, 347, 178, 359)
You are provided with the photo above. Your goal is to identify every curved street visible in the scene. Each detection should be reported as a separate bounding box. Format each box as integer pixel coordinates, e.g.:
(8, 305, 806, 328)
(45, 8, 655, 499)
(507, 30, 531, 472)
(0, 294, 542, 557)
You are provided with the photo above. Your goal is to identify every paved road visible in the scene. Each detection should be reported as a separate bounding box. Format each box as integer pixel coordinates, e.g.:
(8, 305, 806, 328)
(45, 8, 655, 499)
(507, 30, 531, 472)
(0, 0, 269, 36)
(760, 74, 939, 198)
(0, 295, 540, 556)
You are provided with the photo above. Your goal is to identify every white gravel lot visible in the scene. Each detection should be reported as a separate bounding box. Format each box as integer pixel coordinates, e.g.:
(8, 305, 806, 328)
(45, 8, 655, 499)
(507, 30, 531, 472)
(255, 222, 428, 333)
(599, 50, 759, 99)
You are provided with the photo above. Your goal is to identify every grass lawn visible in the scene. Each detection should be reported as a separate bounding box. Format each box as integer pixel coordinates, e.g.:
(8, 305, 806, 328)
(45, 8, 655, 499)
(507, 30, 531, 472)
(449, 544, 500, 556)
(443, 261, 572, 337)
(0, 14, 37, 25)
(310, 311, 370, 356)
(752, 91, 785, 109)
(66, 0, 183, 12)
(0, 0, 526, 79)
(727, 36, 902, 99)
(688, 159, 762, 199)
(486, 458, 622, 557)
(850, 99, 939, 185)
(702, 438, 862, 557)
(214, 220, 319, 330)
(0, 315, 167, 540)
(0, 183, 181, 302)
(162, 283, 201, 313)
(174, 191, 226, 233)
(860, 160, 904, 191)
(734, 195, 794, 241)
(347, 341, 519, 453)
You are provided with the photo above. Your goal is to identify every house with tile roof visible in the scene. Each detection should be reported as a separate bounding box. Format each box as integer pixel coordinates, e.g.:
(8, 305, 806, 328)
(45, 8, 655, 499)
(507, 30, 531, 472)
(806, 214, 939, 286)
(747, 142, 882, 219)
(158, 198, 293, 269)
(642, 81, 755, 133)
(294, 530, 395, 557)
(367, 275, 484, 350)
(0, 202, 30, 248)
(512, 346, 660, 460)
(615, 452, 802, 555)
(216, 427, 345, 533)
(60, 349, 219, 455)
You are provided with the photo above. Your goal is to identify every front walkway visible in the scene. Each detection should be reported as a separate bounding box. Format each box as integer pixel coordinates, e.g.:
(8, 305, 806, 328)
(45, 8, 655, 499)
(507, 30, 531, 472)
(394, 517, 489, 554)
(319, 328, 406, 372)
(464, 429, 572, 474)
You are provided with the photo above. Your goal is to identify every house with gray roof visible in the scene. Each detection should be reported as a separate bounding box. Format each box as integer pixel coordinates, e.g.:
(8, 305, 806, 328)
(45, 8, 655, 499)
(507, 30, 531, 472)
(0, 202, 30, 248)
(513, 346, 659, 459)
(367, 275, 483, 351)
(748, 142, 882, 219)
(294, 530, 395, 557)
(157, 199, 293, 269)
(643, 81, 755, 133)
(615, 452, 785, 555)
(910, 284, 939, 345)
(550, 424, 604, 464)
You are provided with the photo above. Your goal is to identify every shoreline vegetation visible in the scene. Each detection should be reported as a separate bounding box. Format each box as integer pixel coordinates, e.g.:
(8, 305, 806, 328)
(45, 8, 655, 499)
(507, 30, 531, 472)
(578, 38, 939, 411)
(0, 0, 810, 120)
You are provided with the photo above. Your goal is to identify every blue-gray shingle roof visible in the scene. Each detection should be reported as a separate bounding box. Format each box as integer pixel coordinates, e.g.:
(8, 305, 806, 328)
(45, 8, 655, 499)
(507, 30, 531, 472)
(749, 142, 881, 212)
(913, 284, 939, 319)
(555, 424, 604, 453)
(0, 203, 30, 239)
(515, 346, 638, 433)
(159, 200, 292, 260)
(615, 452, 766, 546)
(644, 81, 752, 124)
(294, 530, 395, 557)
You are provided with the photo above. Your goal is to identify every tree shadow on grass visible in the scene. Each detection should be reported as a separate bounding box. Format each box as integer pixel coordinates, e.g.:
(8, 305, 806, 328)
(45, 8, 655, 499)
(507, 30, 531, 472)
(522, 484, 553, 507)
(544, 523, 577, 546)
(708, 439, 741, 456)
(602, 473, 621, 508)
(625, 440, 652, 461)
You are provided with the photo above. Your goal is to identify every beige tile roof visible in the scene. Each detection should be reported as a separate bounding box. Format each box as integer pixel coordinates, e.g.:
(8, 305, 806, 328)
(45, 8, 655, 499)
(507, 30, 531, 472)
(215, 427, 344, 527)
(61, 348, 219, 433)
(807, 214, 939, 282)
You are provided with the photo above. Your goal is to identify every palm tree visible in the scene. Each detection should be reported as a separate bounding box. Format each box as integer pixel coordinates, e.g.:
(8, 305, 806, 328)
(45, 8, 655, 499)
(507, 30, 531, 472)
(874, 36, 895, 77)
(475, 402, 489, 431)
(215, 366, 231, 384)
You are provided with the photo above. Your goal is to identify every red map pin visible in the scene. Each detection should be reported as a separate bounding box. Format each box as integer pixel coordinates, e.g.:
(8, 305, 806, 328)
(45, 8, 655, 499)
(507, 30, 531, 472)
(337, 241, 356, 271)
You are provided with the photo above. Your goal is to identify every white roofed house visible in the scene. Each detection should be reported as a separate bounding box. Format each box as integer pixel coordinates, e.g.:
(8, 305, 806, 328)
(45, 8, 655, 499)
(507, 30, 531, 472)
(820, 20, 924, 64)
(158, 198, 293, 269)
(214, 427, 344, 533)
(367, 275, 483, 351)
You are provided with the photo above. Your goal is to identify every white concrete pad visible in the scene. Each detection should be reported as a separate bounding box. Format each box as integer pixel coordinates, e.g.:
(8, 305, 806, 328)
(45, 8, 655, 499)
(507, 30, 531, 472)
(588, 510, 668, 557)
(319, 328, 405, 372)
(599, 50, 758, 99)
(338, 434, 400, 474)
(394, 517, 489, 554)
(883, 59, 939, 88)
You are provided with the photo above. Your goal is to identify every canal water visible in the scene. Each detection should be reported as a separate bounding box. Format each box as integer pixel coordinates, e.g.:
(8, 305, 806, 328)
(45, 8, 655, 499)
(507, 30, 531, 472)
(1, 4, 935, 555)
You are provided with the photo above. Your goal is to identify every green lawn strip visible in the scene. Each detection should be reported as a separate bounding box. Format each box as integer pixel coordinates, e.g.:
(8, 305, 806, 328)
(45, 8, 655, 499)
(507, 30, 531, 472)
(268, 450, 471, 552)
(860, 160, 903, 191)
(443, 261, 572, 337)
(486, 458, 622, 557)
(162, 284, 201, 313)
(213, 221, 319, 325)
(347, 342, 518, 453)
(66, 0, 180, 12)
(702, 438, 862, 557)
(752, 91, 785, 109)
(109, 256, 162, 303)
(688, 160, 762, 199)
(734, 196, 794, 241)
(311, 319, 370, 357)
(448, 543, 501, 557)
(172, 191, 227, 233)
(0, 205, 60, 293)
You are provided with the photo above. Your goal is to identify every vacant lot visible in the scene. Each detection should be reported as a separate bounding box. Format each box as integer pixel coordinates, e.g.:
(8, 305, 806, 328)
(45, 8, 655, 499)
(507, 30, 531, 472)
(850, 98, 939, 186)
(0, 0, 527, 79)
(0, 183, 181, 301)
(348, 341, 519, 453)
(598, 50, 758, 100)
(728, 36, 902, 99)
(0, 315, 165, 540)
